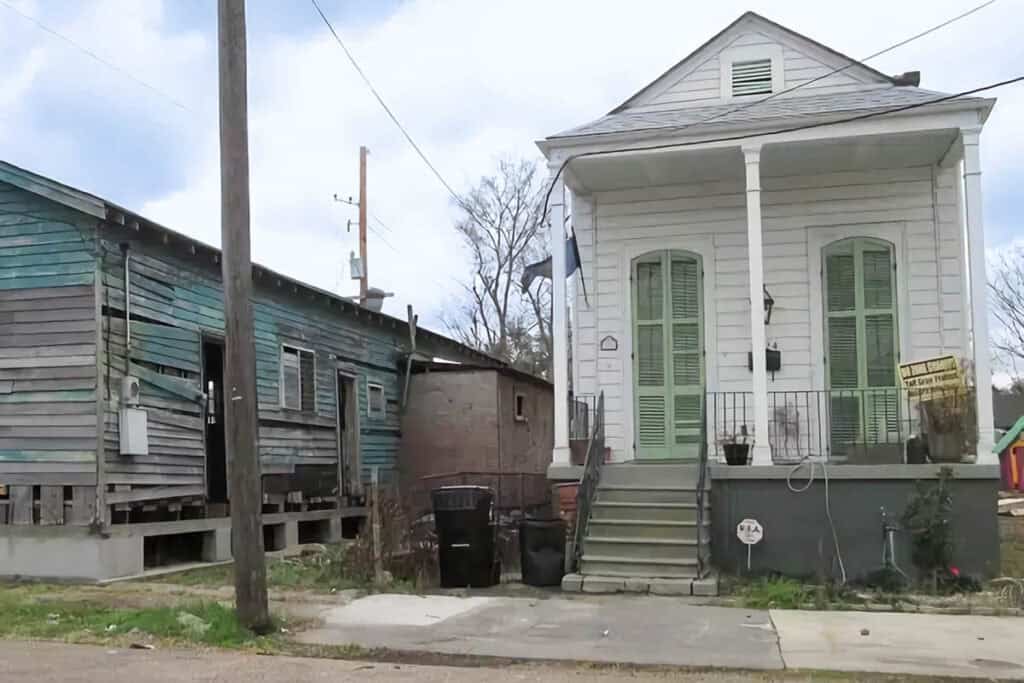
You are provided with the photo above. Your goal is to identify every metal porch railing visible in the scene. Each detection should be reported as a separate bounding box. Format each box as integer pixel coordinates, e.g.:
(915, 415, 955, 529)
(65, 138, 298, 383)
(570, 391, 605, 573)
(707, 387, 977, 464)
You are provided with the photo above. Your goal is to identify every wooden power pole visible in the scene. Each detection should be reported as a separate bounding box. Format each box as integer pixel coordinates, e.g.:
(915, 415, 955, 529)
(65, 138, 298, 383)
(358, 146, 368, 303)
(217, 0, 269, 631)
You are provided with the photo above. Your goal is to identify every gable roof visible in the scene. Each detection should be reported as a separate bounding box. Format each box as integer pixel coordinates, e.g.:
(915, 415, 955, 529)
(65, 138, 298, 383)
(0, 159, 504, 369)
(610, 11, 895, 115)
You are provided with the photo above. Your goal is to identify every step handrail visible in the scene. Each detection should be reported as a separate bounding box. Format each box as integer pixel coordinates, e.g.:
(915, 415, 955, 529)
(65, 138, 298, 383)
(570, 391, 605, 573)
(695, 393, 709, 578)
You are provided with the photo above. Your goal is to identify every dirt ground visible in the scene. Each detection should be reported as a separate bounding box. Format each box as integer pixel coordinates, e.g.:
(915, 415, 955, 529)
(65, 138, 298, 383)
(0, 640, 922, 682)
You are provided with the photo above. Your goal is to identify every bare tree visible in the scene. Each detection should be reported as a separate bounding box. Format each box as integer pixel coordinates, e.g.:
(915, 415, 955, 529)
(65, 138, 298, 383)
(990, 246, 1024, 373)
(443, 158, 552, 376)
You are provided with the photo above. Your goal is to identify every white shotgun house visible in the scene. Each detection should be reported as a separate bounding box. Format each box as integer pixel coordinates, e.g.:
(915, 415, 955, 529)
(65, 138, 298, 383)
(540, 12, 1002, 591)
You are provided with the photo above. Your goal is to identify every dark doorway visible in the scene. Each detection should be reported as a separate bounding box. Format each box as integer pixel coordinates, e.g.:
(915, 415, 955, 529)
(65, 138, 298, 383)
(203, 339, 227, 503)
(336, 372, 359, 498)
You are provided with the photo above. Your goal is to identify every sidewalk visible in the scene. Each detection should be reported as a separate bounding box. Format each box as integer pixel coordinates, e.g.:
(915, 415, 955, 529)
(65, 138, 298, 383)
(296, 593, 1024, 679)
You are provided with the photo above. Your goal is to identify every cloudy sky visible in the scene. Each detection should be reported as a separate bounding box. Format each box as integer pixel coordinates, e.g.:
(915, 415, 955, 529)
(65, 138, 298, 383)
(1, 0, 1021, 344)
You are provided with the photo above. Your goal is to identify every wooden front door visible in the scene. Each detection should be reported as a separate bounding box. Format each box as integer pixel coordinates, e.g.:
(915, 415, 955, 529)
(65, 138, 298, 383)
(632, 250, 704, 460)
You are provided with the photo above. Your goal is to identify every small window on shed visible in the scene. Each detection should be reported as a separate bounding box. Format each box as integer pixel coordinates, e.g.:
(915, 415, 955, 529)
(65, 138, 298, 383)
(367, 382, 386, 419)
(731, 59, 773, 96)
(514, 392, 527, 422)
(281, 345, 315, 412)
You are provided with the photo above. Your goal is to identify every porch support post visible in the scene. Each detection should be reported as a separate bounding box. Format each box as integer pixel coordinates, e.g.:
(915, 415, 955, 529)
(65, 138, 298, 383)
(550, 170, 571, 465)
(742, 144, 772, 465)
(961, 128, 996, 463)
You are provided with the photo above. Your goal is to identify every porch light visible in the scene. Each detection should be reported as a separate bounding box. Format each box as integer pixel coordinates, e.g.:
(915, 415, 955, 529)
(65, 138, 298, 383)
(763, 285, 775, 325)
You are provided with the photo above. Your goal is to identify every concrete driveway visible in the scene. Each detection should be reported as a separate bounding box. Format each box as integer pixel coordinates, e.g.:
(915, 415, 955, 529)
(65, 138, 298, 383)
(296, 593, 783, 670)
(296, 593, 1024, 679)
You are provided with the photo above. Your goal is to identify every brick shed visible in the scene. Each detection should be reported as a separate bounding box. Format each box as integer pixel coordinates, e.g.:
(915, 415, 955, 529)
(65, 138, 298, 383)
(398, 362, 553, 516)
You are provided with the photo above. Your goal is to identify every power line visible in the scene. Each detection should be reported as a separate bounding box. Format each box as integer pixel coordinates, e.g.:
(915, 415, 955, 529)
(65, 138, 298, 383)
(0, 0, 192, 112)
(311, 0, 462, 204)
(541, 75, 1024, 219)
(687, 0, 997, 131)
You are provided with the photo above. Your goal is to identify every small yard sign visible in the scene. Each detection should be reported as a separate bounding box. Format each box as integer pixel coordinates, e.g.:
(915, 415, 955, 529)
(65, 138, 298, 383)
(898, 354, 965, 395)
(737, 518, 763, 571)
(736, 518, 763, 545)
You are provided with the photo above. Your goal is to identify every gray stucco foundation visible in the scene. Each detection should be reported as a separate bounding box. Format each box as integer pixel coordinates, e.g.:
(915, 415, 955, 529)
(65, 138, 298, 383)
(1, 508, 363, 582)
(710, 464, 1000, 581)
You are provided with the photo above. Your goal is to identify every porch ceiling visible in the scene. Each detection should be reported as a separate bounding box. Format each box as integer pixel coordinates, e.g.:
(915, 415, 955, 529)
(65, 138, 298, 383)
(566, 129, 958, 193)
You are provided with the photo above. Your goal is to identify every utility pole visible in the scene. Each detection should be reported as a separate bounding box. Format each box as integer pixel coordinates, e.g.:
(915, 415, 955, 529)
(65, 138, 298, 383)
(358, 146, 368, 303)
(217, 0, 269, 632)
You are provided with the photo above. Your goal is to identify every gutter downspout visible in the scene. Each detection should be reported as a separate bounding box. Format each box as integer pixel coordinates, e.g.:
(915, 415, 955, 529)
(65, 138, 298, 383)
(120, 243, 131, 371)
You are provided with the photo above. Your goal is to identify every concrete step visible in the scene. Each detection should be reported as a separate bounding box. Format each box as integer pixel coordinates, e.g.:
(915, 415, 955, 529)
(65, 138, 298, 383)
(580, 555, 701, 579)
(596, 486, 703, 504)
(587, 519, 708, 541)
(600, 464, 703, 488)
(590, 501, 704, 523)
(583, 537, 699, 561)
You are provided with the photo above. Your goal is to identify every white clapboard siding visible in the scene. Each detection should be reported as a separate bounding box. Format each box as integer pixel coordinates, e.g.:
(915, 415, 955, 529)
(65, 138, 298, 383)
(574, 166, 964, 459)
(628, 27, 874, 113)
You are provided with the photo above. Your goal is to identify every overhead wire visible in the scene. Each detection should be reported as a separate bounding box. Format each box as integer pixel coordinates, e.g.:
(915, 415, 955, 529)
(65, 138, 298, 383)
(684, 0, 998, 132)
(540, 75, 1024, 220)
(0, 0, 192, 112)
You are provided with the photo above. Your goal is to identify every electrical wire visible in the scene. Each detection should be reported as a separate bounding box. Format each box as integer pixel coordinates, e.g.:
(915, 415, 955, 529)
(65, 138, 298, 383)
(541, 75, 1024, 220)
(0, 0, 192, 112)
(787, 458, 848, 584)
(642, 0, 998, 134)
(311, 0, 461, 203)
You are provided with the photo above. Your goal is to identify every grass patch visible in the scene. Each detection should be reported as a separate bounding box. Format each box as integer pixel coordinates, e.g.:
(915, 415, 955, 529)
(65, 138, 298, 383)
(154, 544, 417, 594)
(0, 591, 275, 649)
(733, 577, 811, 609)
(1002, 536, 1024, 577)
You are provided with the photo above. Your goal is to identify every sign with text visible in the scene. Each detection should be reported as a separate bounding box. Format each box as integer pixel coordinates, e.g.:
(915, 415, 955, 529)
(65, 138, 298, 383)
(899, 354, 965, 395)
(736, 518, 764, 545)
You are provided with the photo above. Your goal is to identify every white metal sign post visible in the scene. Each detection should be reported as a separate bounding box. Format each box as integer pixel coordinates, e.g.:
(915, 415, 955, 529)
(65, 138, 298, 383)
(736, 518, 764, 571)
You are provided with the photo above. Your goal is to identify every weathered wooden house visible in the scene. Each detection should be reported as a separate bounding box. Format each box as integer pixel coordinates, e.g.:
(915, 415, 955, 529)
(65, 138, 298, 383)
(0, 160, 498, 580)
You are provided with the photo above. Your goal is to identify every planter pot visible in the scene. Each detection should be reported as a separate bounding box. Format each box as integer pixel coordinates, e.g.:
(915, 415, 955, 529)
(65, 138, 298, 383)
(927, 431, 966, 463)
(723, 443, 751, 466)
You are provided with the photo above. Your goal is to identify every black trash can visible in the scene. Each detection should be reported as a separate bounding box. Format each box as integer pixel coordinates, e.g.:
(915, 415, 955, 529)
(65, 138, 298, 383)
(519, 517, 566, 587)
(432, 486, 497, 588)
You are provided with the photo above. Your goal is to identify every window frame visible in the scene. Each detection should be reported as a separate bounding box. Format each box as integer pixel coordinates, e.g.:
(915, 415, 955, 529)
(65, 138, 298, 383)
(366, 381, 386, 419)
(514, 391, 527, 422)
(719, 44, 784, 101)
(279, 343, 317, 413)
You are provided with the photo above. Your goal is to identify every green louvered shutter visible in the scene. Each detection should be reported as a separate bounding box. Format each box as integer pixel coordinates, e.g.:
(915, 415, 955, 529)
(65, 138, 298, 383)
(670, 254, 703, 458)
(633, 251, 704, 460)
(634, 256, 669, 457)
(823, 239, 899, 458)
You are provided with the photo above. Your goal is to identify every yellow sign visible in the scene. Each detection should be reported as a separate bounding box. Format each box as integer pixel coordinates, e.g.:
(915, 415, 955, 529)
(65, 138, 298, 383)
(898, 354, 965, 394)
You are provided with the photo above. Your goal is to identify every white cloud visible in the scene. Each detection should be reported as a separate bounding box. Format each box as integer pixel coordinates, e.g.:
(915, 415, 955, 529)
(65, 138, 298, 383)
(3, 0, 1022, 336)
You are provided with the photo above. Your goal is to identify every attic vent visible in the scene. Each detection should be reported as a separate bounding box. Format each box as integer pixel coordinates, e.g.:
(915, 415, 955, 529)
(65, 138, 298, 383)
(732, 59, 773, 96)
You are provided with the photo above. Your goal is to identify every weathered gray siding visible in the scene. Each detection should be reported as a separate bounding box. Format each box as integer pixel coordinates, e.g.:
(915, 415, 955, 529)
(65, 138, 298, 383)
(98, 230, 428, 490)
(0, 181, 98, 491)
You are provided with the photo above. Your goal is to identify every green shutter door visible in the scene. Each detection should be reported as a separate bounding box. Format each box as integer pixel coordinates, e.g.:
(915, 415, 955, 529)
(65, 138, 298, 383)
(633, 251, 703, 460)
(823, 238, 899, 457)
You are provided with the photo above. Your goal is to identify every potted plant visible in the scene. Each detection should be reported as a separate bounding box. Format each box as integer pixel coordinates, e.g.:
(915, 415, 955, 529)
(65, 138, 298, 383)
(920, 389, 976, 464)
(721, 425, 751, 466)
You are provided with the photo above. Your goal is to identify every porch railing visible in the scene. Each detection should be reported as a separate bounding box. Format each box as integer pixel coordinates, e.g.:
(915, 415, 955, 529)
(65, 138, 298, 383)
(569, 393, 596, 441)
(570, 391, 605, 573)
(707, 387, 976, 464)
(695, 393, 709, 578)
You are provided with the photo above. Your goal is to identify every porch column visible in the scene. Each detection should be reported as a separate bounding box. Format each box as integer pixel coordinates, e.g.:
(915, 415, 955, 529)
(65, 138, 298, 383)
(742, 144, 772, 465)
(550, 171, 570, 465)
(962, 128, 996, 463)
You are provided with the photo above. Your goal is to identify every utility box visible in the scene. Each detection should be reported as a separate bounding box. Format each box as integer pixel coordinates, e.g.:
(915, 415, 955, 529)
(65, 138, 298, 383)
(119, 407, 149, 456)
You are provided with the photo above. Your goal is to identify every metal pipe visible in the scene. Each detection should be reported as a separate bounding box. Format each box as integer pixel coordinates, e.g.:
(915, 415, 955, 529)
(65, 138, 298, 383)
(120, 243, 131, 352)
